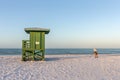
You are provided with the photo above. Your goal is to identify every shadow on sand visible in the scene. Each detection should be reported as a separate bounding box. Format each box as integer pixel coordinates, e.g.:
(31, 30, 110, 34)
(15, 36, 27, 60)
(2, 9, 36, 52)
(45, 57, 61, 61)
(45, 56, 81, 61)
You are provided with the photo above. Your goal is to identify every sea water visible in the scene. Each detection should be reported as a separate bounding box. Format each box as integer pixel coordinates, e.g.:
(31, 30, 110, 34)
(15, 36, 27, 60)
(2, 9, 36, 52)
(0, 48, 120, 55)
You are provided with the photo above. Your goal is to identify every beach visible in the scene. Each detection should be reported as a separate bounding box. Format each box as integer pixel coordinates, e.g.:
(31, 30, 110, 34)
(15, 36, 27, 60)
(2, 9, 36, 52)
(0, 54, 120, 80)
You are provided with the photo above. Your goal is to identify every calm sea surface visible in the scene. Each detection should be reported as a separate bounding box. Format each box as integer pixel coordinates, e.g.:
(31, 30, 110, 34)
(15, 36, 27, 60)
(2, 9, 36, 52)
(0, 48, 120, 55)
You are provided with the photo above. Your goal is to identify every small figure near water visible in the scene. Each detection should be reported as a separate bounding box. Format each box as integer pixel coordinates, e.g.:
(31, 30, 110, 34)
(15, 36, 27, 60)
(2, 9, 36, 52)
(93, 48, 98, 58)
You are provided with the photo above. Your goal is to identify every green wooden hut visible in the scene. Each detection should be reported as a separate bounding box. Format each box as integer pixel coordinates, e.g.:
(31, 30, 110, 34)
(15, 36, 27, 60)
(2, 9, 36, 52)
(22, 28, 50, 61)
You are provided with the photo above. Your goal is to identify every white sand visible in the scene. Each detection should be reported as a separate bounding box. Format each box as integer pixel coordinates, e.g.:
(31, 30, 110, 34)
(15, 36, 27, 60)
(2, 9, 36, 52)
(0, 54, 120, 80)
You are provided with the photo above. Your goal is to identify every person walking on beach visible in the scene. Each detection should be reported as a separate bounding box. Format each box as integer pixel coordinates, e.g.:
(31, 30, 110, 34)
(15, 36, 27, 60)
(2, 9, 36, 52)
(93, 48, 98, 58)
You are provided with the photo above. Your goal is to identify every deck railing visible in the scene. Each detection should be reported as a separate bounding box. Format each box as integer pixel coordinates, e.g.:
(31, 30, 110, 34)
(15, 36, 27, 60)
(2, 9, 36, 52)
(22, 40, 30, 49)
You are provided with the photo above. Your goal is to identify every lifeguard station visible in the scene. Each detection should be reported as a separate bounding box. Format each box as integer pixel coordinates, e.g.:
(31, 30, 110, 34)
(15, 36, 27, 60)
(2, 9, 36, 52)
(22, 28, 50, 61)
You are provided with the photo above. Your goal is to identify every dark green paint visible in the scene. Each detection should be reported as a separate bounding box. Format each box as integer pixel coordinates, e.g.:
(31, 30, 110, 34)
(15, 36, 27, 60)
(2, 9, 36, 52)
(22, 28, 50, 61)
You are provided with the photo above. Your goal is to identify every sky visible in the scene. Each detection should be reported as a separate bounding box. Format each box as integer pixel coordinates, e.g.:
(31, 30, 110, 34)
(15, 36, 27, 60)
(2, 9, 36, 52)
(0, 0, 120, 48)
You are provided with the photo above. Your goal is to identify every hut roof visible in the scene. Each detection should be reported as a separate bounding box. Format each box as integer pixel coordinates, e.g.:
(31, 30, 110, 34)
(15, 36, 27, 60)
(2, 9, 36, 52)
(24, 28, 50, 34)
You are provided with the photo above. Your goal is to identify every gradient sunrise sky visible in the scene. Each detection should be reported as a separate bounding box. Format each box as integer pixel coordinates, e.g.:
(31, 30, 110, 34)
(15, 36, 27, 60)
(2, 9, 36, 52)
(0, 0, 120, 48)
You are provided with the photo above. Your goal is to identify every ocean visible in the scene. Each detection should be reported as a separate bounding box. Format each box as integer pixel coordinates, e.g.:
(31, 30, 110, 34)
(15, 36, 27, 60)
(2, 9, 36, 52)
(0, 48, 120, 55)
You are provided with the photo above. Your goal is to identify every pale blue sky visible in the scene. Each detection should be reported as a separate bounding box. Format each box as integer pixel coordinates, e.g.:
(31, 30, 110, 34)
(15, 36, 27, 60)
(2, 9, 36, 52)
(0, 0, 120, 48)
